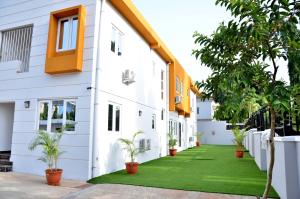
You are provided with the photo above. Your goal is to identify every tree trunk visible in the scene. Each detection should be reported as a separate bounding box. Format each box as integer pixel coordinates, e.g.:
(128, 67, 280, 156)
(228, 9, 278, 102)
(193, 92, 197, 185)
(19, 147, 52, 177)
(262, 108, 276, 199)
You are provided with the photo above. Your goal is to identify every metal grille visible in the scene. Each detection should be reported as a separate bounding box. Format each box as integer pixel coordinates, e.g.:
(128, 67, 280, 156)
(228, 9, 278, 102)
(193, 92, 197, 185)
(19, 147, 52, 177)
(0, 25, 33, 72)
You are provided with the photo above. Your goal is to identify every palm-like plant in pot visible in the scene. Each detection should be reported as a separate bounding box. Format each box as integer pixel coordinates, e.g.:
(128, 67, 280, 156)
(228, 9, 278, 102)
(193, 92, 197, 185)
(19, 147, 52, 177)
(29, 130, 64, 185)
(168, 131, 177, 156)
(232, 128, 247, 158)
(118, 131, 143, 174)
(196, 132, 204, 147)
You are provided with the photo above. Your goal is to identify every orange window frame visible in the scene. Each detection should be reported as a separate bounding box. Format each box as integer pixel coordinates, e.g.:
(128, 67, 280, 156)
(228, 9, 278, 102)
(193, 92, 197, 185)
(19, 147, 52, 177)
(45, 5, 86, 74)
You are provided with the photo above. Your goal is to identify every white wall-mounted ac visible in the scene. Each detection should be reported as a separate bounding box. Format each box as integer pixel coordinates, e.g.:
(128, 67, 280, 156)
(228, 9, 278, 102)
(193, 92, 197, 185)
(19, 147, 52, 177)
(139, 138, 151, 152)
(175, 96, 182, 104)
(122, 69, 135, 85)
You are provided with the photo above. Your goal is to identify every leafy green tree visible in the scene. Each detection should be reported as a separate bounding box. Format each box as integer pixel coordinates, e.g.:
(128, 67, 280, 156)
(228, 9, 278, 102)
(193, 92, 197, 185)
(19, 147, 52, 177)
(193, 0, 300, 198)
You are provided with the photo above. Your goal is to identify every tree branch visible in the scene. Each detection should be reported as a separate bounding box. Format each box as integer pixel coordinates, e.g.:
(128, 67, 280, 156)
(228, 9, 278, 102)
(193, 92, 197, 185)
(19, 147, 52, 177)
(266, 41, 278, 82)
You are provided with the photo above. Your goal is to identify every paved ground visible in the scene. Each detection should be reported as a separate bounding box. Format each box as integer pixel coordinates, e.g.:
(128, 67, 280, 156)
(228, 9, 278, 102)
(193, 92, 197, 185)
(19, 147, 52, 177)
(0, 172, 259, 199)
(0, 172, 90, 199)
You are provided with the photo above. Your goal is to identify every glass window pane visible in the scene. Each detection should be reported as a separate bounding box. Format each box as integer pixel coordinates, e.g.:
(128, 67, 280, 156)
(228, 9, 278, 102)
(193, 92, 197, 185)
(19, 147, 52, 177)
(70, 17, 78, 49)
(111, 27, 116, 52)
(51, 100, 64, 132)
(115, 106, 120, 131)
(117, 32, 122, 56)
(108, 104, 113, 131)
(58, 19, 69, 50)
(66, 101, 76, 131)
(152, 115, 155, 130)
(39, 102, 48, 131)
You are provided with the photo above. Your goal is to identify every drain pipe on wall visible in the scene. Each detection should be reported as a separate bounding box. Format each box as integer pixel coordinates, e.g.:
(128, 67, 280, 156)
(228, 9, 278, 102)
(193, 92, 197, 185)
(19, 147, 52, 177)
(91, 0, 105, 179)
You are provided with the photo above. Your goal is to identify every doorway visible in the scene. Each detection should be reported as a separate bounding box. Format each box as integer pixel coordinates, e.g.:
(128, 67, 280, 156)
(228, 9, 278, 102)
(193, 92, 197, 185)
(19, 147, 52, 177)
(0, 103, 15, 151)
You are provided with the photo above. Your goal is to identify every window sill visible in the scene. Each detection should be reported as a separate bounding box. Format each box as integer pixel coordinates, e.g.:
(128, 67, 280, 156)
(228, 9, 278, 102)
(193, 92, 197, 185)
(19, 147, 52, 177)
(0, 60, 24, 72)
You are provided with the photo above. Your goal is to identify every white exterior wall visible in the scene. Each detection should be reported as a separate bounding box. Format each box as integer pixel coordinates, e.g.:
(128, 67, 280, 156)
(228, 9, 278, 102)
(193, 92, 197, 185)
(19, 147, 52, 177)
(196, 99, 215, 120)
(197, 121, 234, 145)
(0, 103, 15, 151)
(0, 0, 98, 180)
(91, 1, 169, 177)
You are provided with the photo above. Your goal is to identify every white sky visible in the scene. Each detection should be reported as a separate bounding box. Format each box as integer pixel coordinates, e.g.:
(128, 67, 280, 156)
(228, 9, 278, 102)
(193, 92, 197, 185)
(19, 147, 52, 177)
(131, 0, 290, 83)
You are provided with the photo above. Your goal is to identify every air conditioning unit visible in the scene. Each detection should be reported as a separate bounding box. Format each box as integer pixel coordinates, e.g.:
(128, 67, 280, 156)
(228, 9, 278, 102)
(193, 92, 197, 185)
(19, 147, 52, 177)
(175, 96, 181, 104)
(146, 139, 151, 150)
(139, 139, 145, 152)
(122, 69, 135, 85)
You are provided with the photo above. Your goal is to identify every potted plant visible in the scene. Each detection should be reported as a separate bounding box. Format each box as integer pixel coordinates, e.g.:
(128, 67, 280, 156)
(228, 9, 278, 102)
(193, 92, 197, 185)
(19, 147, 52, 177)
(118, 131, 143, 174)
(29, 130, 64, 186)
(196, 132, 204, 147)
(168, 132, 177, 156)
(232, 128, 247, 158)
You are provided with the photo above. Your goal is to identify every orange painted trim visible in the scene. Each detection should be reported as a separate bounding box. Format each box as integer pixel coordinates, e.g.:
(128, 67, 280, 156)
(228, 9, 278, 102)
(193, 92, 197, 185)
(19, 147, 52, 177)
(45, 5, 86, 74)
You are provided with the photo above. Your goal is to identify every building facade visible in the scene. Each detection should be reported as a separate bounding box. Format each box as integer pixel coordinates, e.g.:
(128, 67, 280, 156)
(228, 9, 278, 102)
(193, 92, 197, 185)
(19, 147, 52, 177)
(0, 0, 199, 180)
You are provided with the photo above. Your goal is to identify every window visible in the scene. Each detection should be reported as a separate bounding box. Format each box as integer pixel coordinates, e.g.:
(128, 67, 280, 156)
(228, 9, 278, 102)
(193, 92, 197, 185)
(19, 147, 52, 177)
(180, 81, 183, 96)
(110, 25, 123, 56)
(38, 99, 76, 132)
(107, 103, 121, 132)
(0, 25, 33, 72)
(176, 76, 180, 93)
(197, 107, 200, 115)
(57, 15, 78, 51)
(169, 120, 173, 133)
(161, 70, 164, 100)
(161, 109, 164, 120)
(152, 114, 156, 130)
(174, 121, 177, 135)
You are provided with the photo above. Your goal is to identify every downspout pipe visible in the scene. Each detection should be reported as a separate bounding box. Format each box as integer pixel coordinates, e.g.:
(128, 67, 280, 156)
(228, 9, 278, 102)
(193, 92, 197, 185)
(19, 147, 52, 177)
(91, 0, 105, 179)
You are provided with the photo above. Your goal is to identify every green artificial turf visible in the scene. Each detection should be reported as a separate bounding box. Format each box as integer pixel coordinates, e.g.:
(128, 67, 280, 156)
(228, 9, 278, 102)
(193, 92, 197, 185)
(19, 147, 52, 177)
(88, 145, 279, 198)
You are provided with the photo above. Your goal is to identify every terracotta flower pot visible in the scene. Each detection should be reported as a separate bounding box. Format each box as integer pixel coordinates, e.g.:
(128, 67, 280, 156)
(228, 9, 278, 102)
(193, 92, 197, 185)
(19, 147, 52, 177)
(45, 169, 63, 186)
(125, 162, 139, 174)
(169, 149, 177, 156)
(196, 141, 200, 147)
(235, 150, 244, 158)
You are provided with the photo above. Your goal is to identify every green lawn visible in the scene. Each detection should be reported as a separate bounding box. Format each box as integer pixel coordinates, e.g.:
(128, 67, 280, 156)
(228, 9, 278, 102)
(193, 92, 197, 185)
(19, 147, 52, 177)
(88, 145, 278, 197)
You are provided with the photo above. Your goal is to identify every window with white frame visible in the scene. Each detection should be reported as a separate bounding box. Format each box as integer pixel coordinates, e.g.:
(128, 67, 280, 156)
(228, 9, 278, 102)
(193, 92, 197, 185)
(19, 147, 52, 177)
(0, 25, 33, 72)
(152, 114, 156, 130)
(173, 121, 177, 135)
(108, 103, 121, 132)
(110, 25, 123, 56)
(38, 99, 76, 132)
(57, 15, 78, 51)
(176, 76, 180, 93)
(180, 81, 183, 96)
(161, 70, 164, 100)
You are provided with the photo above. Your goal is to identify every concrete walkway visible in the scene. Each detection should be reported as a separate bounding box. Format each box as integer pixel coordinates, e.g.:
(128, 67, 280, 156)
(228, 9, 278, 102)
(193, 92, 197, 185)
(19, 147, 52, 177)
(0, 172, 259, 199)
(0, 172, 90, 199)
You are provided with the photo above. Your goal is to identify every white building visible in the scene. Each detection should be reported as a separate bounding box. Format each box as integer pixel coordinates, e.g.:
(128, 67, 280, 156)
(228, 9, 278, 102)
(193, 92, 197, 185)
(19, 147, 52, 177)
(0, 0, 199, 180)
(197, 99, 235, 145)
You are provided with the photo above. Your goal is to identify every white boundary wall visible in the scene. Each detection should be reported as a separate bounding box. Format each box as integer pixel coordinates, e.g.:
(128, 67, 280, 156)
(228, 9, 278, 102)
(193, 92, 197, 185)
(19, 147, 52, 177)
(266, 136, 300, 199)
(197, 121, 234, 145)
